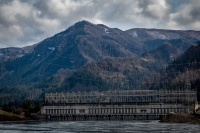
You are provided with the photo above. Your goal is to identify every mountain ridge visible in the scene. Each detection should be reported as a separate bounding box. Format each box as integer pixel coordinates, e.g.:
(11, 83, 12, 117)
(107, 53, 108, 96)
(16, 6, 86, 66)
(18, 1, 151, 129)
(0, 20, 200, 105)
(143, 42, 200, 100)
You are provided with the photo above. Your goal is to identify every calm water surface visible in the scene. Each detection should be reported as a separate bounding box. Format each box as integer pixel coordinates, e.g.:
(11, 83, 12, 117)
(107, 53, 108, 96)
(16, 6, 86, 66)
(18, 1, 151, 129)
(0, 121, 199, 133)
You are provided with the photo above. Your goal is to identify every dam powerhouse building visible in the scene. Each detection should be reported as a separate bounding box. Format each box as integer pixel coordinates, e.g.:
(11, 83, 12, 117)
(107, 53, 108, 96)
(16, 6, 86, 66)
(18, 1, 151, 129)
(41, 87, 198, 120)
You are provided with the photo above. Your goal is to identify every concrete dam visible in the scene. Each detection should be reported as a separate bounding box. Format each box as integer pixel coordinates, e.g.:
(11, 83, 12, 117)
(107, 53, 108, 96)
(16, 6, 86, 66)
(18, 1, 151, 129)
(41, 89, 198, 121)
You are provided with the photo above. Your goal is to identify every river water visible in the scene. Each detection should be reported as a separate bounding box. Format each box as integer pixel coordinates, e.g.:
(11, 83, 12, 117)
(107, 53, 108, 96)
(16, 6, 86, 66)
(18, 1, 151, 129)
(0, 121, 199, 133)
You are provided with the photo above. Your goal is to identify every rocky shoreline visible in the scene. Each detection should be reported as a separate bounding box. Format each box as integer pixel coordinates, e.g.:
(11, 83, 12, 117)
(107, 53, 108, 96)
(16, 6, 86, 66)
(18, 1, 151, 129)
(0, 109, 47, 123)
(160, 112, 200, 124)
(0, 110, 31, 122)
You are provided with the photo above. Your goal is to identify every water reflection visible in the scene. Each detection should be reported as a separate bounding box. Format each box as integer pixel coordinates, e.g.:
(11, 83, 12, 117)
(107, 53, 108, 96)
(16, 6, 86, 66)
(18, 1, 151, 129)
(0, 121, 199, 133)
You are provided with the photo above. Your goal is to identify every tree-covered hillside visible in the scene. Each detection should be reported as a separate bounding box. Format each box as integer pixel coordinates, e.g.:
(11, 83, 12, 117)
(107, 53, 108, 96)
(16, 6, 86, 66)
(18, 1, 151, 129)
(0, 21, 200, 106)
(144, 42, 200, 101)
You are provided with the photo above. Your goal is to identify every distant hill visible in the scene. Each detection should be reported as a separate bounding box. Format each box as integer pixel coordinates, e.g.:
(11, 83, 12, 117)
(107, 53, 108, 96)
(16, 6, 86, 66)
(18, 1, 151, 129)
(126, 28, 200, 43)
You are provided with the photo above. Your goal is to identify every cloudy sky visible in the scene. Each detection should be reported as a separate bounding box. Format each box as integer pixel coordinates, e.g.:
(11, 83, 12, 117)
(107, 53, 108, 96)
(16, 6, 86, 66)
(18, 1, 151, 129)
(0, 0, 200, 48)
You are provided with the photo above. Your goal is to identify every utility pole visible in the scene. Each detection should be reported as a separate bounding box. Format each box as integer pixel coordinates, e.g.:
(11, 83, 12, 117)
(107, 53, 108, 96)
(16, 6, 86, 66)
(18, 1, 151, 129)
(185, 68, 191, 113)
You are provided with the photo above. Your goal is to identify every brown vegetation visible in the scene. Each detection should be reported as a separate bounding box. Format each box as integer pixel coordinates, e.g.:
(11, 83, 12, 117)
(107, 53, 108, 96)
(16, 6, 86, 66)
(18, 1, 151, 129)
(0, 110, 30, 122)
(161, 112, 200, 124)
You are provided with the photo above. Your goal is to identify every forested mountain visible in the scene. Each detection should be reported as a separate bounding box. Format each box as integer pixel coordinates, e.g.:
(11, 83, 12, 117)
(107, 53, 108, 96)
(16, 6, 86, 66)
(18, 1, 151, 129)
(143, 42, 200, 100)
(36, 40, 188, 93)
(0, 20, 147, 88)
(0, 20, 200, 105)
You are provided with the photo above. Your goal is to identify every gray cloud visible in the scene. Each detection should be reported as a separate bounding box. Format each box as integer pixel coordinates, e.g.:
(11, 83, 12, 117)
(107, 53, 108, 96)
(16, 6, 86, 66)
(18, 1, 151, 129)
(169, 0, 200, 30)
(138, 0, 170, 20)
(0, 0, 199, 48)
(0, 0, 14, 5)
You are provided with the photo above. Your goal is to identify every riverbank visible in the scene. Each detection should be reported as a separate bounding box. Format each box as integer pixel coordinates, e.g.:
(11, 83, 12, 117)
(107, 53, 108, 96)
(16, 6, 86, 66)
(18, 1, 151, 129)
(161, 111, 200, 124)
(0, 110, 30, 122)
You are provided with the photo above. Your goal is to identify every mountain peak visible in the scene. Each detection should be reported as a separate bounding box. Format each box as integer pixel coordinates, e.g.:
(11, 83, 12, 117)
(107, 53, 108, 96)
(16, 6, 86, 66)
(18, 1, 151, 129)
(64, 20, 94, 32)
(74, 20, 93, 26)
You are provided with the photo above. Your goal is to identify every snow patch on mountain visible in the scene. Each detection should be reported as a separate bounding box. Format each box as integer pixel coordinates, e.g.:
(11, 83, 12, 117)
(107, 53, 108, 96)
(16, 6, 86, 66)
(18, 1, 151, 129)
(132, 31, 138, 37)
(147, 31, 168, 39)
(141, 58, 148, 61)
(101, 27, 110, 34)
(16, 54, 24, 57)
(48, 47, 55, 51)
(104, 28, 110, 34)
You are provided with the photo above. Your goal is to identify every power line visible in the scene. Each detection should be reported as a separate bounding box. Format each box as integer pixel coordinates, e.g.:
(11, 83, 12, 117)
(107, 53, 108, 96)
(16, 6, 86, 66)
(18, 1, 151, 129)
(47, 55, 200, 67)
(1, 41, 200, 89)
(30, 67, 200, 84)
(59, 55, 200, 67)
(2, 58, 200, 85)
(48, 62, 200, 75)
